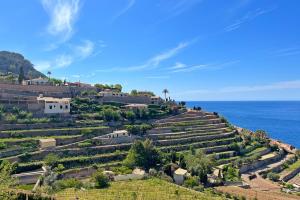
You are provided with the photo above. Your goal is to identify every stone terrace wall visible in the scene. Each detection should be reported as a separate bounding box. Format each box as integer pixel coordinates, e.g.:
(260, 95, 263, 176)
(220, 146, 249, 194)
(99, 96, 152, 104)
(0, 83, 96, 98)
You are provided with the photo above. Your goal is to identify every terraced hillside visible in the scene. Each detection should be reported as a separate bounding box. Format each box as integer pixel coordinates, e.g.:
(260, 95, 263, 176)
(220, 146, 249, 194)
(148, 110, 240, 163)
(1, 110, 241, 182)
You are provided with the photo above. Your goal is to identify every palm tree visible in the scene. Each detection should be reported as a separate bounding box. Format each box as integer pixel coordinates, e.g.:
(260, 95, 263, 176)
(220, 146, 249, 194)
(162, 89, 169, 101)
(47, 71, 51, 80)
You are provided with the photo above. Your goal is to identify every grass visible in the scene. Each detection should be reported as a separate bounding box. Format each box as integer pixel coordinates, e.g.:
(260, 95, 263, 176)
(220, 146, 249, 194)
(1, 126, 108, 133)
(0, 135, 82, 143)
(55, 178, 224, 200)
(282, 159, 300, 173)
(245, 146, 268, 156)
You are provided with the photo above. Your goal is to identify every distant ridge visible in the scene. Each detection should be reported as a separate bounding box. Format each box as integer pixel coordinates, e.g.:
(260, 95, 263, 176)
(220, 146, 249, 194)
(0, 51, 45, 79)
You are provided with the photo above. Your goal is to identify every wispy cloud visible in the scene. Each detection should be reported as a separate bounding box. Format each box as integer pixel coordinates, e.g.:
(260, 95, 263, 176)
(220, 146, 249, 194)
(170, 60, 239, 73)
(74, 40, 95, 59)
(158, 0, 203, 23)
(111, 0, 135, 22)
(35, 39, 104, 71)
(178, 80, 300, 95)
(34, 54, 73, 71)
(96, 40, 193, 72)
(270, 47, 300, 57)
(224, 7, 275, 32)
(41, 0, 81, 42)
(146, 75, 170, 79)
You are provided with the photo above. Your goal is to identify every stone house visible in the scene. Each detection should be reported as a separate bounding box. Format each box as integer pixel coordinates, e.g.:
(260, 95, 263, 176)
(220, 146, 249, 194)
(39, 138, 56, 149)
(173, 168, 188, 185)
(37, 96, 70, 114)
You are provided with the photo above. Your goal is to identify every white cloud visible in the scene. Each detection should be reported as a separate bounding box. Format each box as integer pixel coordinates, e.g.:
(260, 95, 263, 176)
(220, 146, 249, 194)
(96, 41, 192, 72)
(170, 60, 239, 73)
(55, 54, 73, 68)
(111, 0, 135, 22)
(271, 47, 300, 57)
(75, 40, 95, 59)
(224, 7, 275, 32)
(41, 0, 80, 41)
(169, 62, 187, 70)
(146, 75, 170, 79)
(34, 61, 52, 71)
(123, 41, 191, 71)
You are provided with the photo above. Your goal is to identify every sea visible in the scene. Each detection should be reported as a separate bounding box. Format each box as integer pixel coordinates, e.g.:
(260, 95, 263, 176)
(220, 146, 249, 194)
(186, 101, 300, 148)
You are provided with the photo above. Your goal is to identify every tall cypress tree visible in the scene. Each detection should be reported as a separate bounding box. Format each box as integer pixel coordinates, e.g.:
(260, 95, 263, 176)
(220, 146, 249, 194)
(18, 66, 25, 84)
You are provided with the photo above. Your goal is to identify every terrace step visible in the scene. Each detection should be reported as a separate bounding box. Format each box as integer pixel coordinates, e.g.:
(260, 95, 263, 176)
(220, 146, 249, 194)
(148, 128, 228, 139)
(154, 118, 222, 127)
(148, 123, 227, 134)
(155, 131, 237, 146)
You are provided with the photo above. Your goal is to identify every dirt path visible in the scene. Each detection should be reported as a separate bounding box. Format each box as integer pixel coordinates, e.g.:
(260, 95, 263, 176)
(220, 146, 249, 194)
(217, 173, 300, 200)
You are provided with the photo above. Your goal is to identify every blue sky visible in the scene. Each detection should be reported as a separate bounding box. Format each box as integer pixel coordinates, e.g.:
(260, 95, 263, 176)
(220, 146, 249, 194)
(0, 0, 300, 100)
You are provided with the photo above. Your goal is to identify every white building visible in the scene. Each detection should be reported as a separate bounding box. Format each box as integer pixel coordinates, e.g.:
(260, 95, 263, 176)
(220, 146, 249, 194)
(39, 138, 56, 149)
(23, 77, 49, 85)
(37, 96, 70, 114)
(107, 130, 129, 139)
(173, 168, 188, 185)
(98, 89, 129, 97)
(151, 96, 163, 105)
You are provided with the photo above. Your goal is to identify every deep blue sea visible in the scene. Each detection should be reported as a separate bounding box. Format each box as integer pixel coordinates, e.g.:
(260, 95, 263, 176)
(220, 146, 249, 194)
(186, 101, 300, 148)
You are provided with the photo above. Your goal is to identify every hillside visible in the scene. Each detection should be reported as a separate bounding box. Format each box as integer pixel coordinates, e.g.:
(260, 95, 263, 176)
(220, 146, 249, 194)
(0, 51, 45, 79)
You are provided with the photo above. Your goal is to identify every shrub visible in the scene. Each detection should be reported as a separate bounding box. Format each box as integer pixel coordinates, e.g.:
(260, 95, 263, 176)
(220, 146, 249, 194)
(44, 153, 59, 168)
(123, 139, 162, 170)
(111, 166, 132, 175)
(267, 172, 279, 182)
(183, 176, 199, 188)
(0, 142, 7, 150)
(53, 178, 83, 191)
(193, 185, 204, 192)
(93, 170, 110, 188)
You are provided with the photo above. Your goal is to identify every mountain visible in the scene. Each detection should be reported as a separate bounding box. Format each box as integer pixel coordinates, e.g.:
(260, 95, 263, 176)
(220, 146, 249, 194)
(0, 51, 45, 79)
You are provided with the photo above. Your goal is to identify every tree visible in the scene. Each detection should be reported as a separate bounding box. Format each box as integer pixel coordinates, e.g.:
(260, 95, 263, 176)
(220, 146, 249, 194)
(185, 150, 213, 183)
(124, 140, 162, 170)
(47, 71, 51, 79)
(131, 89, 138, 96)
(18, 66, 25, 84)
(125, 111, 136, 123)
(162, 89, 169, 100)
(44, 153, 59, 168)
(0, 160, 16, 199)
(93, 170, 110, 188)
(114, 84, 122, 92)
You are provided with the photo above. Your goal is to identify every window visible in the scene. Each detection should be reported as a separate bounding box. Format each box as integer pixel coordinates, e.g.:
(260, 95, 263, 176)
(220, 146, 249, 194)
(65, 105, 68, 109)
(60, 105, 63, 109)
(49, 105, 52, 109)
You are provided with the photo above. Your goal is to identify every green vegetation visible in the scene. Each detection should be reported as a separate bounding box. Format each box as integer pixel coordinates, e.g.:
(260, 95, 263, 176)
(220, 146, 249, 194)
(55, 178, 223, 200)
(123, 140, 162, 170)
(267, 172, 280, 182)
(93, 170, 110, 188)
(184, 148, 214, 183)
(222, 165, 241, 182)
(0, 160, 16, 200)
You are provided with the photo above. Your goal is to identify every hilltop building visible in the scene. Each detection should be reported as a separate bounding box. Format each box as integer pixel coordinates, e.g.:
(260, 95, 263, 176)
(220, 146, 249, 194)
(37, 96, 70, 114)
(22, 77, 49, 86)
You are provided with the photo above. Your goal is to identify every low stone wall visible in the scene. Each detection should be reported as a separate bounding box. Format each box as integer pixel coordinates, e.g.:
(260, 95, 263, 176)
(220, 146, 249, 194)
(0, 127, 111, 139)
(155, 131, 236, 146)
(62, 163, 121, 179)
(114, 173, 145, 181)
(0, 122, 73, 131)
(101, 96, 152, 104)
(240, 150, 285, 174)
(281, 166, 300, 182)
